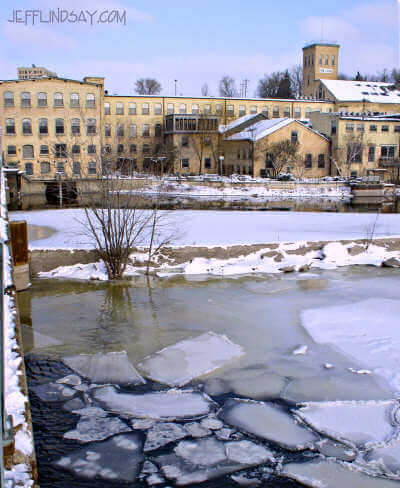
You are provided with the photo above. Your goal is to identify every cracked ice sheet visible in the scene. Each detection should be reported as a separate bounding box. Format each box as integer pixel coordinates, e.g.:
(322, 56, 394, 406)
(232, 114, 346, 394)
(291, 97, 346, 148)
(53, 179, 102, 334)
(64, 415, 132, 443)
(62, 351, 145, 386)
(296, 400, 399, 449)
(301, 298, 400, 393)
(93, 385, 213, 420)
(138, 332, 245, 387)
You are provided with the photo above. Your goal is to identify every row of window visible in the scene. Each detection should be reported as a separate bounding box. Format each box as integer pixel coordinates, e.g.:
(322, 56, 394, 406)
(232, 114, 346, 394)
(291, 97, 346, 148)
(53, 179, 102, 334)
(3, 91, 96, 108)
(345, 123, 400, 133)
(23, 161, 97, 176)
(105, 123, 162, 138)
(351, 144, 397, 163)
(304, 53, 336, 68)
(266, 153, 326, 169)
(5, 117, 97, 136)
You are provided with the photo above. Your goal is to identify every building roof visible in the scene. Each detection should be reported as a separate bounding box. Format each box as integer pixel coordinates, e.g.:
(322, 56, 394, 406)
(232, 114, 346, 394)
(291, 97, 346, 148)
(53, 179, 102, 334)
(224, 118, 294, 141)
(219, 113, 264, 134)
(321, 79, 400, 104)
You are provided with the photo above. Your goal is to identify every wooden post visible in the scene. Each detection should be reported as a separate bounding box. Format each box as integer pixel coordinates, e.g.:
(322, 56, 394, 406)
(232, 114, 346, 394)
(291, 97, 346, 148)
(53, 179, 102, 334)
(9, 221, 30, 291)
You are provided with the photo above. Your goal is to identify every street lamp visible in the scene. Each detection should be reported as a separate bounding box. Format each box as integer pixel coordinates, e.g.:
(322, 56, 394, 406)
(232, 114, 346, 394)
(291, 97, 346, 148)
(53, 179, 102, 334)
(219, 155, 224, 176)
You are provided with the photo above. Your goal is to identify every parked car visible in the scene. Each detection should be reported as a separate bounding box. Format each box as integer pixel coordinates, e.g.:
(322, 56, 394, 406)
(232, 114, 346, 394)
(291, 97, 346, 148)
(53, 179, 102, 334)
(277, 173, 296, 181)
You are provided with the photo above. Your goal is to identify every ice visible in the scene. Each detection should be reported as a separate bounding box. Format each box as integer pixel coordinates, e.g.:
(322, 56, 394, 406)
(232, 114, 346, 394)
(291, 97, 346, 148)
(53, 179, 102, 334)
(296, 400, 399, 448)
(301, 298, 400, 393)
(144, 423, 187, 451)
(55, 433, 143, 481)
(174, 438, 227, 465)
(221, 399, 316, 450)
(63, 351, 145, 386)
(225, 440, 274, 464)
(224, 367, 287, 400)
(231, 473, 262, 486)
(200, 417, 224, 430)
(57, 374, 82, 386)
(184, 422, 211, 438)
(138, 332, 245, 387)
(72, 407, 108, 417)
(64, 415, 132, 442)
(146, 473, 165, 485)
(315, 439, 357, 461)
(282, 459, 400, 488)
(31, 382, 76, 402)
(93, 385, 213, 420)
(292, 345, 308, 355)
(62, 397, 86, 411)
(366, 441, 400, 475)
(131, 418, 156, 430)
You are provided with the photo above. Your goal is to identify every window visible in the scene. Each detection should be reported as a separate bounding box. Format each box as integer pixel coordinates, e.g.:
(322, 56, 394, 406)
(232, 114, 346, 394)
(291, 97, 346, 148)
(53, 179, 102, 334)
(70, 93, 79, 107)
(369, 124, 377, 132)
(350, 171, 358, 179)
(181, 136, 189, 147)
(181, 158, 189, 168)
(71, 118, 80, 135)
(204, 104, 211, 114)
(179, 104, 186, 114)
(305, 107, 311, 118)
(6, 118, 15, 134)
(346, 123, 354, 132)
(72, 144, 80, 154)
(116, 102, 124, 114)
(294, 107, 301, 118)
(262, 106, 268, 117)
(73, 161, 81, 175)
(22, 145, 34, 159)
(237, 149, 241, 160)
(250, 106, 257, 114)
(348, 143, 362, 162)
(54, 144, 66, 157)
(40, 161, 50, 174)
(216, 104, 223, 115)
(204, 157, 211, 169)
(37, 92, 47, 107)
(7, 145, 16, 155)
(56, 162, 65, 174)
(291, 131, 298, 143)
(318, 154, 325, 168)
(319, 54, 323, 65)
(129, 102, 136, 115)
(154, 103, 162, 115)
(105, 124, 111, 137)
(39, 118, 48, 135)
(88, 162, 97, 175)
(104, 102, 110, 114)
(117, 144, 124, 153)
(142, 124, 150, 137)
(129, 124, 137, 138)
(117, 123, 124, 137)
(40, 145, 49, 155)
(167, 103, 174, 114)
(54, 92, 63, 107)
(4, 91, 14, 107)
(382, 125, 389, 132)
(103, 145, 111, 154)
(325, 54, 329, 65)
(332, 55, 336, 66)
(357, 124, 365, 132)
(227, 105, 234, 117)
(87, 118, 96, 135)
(86, 93, 95, 108)
(55, 118, 64, 135)
(368, 146, 375, 162)
(130, 144, 137, 153)
(22, 118, 32, 135)
(239, 105, 246, 116)
(142, 144, 150, 153)
(381, 146, 396, 158)
(25, 163, 33, 175)
(284, 107, 290, 117)
(87, 145, 96, 154)
(21, 92, 31, 107)
(142, 103, 149, 115)
(155, 123, 162, 137)
(273, 106, 279, 117)
(395, 126, 400, 133)
(305, 154, 312, 168)
(192, 104, 199, 114)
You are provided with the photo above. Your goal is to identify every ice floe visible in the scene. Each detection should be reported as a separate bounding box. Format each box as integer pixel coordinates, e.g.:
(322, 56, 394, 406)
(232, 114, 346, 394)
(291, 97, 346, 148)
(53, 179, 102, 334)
(221, 399, 316, 450)
(366, 441, 400, 476)
(31, 382, 76, 402)
(64, 415, 132, 443)
(144, 423, 187, 451)
(62, 351, 145, 386)
(93, 385, 213, 420)
(138, 332, 245, 387)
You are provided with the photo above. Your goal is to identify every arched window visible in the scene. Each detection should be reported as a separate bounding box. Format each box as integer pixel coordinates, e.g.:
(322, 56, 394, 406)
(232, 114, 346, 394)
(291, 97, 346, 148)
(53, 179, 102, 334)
(154, 123, 162, 137)
(104, 123, 111, 137)
(71, 118, 80, 135)
(21, 92, 31, 107)
(104, 102, 110, 114)
(87, 118, 96, 135)
(5, 118, 15, 134)
(167, 103, 174, 114)
(192, 104, 199, 114)
(22, 145, 34, 159)
(70, 93, 79, 107)
(129, 102, 136, 115)
(116, 123, 124, 137)
(37, 92, 47, 107)
(4, 91, 14, 107)
(86, 93, 95, 108)
(129, 124, 137, 138)
(154, 103, 162, 115)
(22, 118, 32, 135)
(55, 118, 64, 134)
(179, 104, 186, 114)
(39, 118, 48, 134)
(273, 106, 279, 117)
(142, 103, 149, 115)
(294, 107, 301, 119)
(54, 92, 63, 107)
(284, 106, 291, 117)
(116, 102, 124, 115)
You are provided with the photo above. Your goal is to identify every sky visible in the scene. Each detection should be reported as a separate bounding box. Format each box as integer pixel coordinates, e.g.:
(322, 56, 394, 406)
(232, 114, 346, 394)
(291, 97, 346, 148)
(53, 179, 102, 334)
(0, 0, 398, 97)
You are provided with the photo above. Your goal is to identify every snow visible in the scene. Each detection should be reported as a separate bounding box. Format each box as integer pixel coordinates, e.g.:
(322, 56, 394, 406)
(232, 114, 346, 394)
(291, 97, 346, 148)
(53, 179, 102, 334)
(64, 415, 132, 443)
(221, 399, 316, 450)
(301, 298, 400, 393)
(219, 113, 262, 133)
(39, 261, 139, 280)
(296, 400, 399, 448)
(62, 351, 145, 386)
(93, 385, 213, 420)
(225, 118, 294, 141)
(138, 332, 245, 387)
(321, 79, 400, 104)
(366, 441, 400, 476)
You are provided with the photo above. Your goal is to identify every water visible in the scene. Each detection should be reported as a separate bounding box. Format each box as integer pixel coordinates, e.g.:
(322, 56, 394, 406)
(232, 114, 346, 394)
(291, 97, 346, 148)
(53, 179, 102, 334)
(19, 267, 400, 487)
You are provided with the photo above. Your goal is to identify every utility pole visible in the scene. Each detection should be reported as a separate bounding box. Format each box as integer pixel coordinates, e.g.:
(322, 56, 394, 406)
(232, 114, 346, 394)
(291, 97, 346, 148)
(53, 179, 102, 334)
(242, 79, 249, 98)
(174, 80, 178, 96)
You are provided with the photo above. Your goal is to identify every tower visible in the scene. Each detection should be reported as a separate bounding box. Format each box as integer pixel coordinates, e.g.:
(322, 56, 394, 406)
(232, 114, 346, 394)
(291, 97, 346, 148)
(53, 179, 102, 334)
(302, 42, 340, 99)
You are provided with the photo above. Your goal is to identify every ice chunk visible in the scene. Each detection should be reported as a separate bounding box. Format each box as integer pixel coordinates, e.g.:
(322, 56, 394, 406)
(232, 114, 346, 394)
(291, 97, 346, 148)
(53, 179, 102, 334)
(293, 345, 308, 355)
(221, 399, 316, 450)
(301, 298, 400, 393)
(225, 440, 274, 465)
(72, 407, 108, 418)
(184, 422, 211, 438)
(131, 418, 156, 430)
(32, 382, 76, 402)
(146, 473, 165, 485)
(231, 473, 262, 486)
(93, 385, 213, 420)
(366, 441, 400, 475)
(64, 415, 132, 443)
(57, 374, 82, 386)
(315, 439, 357, 461)
(138, 332, 245, 387)
(62, 397, 86, 411)
(282, 459, 400, 488)
(63, 351, 145, 386)
(200, 417, 223, 430)
(296, 400, 399, 448)
(55, 433, 143, 481)
(144, 423, 187, 451)
(174, 438, 227, 465)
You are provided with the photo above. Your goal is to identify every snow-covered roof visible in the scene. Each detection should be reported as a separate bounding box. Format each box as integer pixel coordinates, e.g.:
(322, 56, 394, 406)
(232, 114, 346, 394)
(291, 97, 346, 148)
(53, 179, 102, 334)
(321, 79, 400, 104)
(219, 113, 265, 134)
(225, 118, 294, 141)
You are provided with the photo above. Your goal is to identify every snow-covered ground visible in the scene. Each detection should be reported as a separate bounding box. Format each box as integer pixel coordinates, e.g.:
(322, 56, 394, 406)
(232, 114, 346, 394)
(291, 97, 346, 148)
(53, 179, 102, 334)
(10, 208, 400, 249)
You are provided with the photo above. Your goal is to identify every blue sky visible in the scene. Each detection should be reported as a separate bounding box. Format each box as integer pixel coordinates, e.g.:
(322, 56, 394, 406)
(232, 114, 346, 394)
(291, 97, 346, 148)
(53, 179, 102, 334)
(0, 0, 398, 96)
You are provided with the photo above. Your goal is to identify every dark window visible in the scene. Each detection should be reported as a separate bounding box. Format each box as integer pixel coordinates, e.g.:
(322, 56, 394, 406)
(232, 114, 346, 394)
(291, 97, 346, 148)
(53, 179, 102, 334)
(87, 118, 96, 135)
(25, 163, 33, 175)
(350, 171, 358, 179)
(105, 124, 111, 137)
(142, 124, 150, 137)
(368, 146, 375, 162)
(71, 118, 80, 135)
(40, 161, 50, 174)
(87, 145, 96, 154)
(318, 154, 325, 168)
(369, 124, 377, 132)
(382, 125, 389, 132)
(142, 144, 150, 154)
(88, 162, 97, 175)
(39, 118, 48, 134)
(22, 119, 32, 135)
(104, 145, 111, 154)
(305, 154, 312, 168)
(73, 161, 81, 175)
(204, 157, 211, 169)
(181, 136, 189, 147)
(117, 144, 124, 153)
(40, 145, 49, 155)
(4, 91, 14, 107)
(6, 118, 15, 134)
(130, 144, 136, 153)
(266, 153, 274, 168)
(381, 146, 395, 158)
(56, 162, 65, 174)
(395, 125, 400, 133)
(55, 144, 67, 158)
(72, 144, 80, 154)
(55, 118, 64, 135)
(155, 124, 162, 137)
(291, 131, 298, 143)
(331, 121, 337, 134)
(181, 158, 189, 168)
(117, 124, 124, 137)
(7, 145, 16, 155)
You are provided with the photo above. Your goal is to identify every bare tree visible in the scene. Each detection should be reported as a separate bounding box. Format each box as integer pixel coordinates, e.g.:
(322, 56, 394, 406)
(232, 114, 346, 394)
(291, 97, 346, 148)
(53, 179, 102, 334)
(257, 71, 294, 99)
(201, 83, 210, 96)
(290, 65, 303, 99)
(219, 76, 238, 97)
(263, 140, 300, 178)
(134, 78, 162, 95)
(189, 114, 219, 175)
(335, 132, 367, 180)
